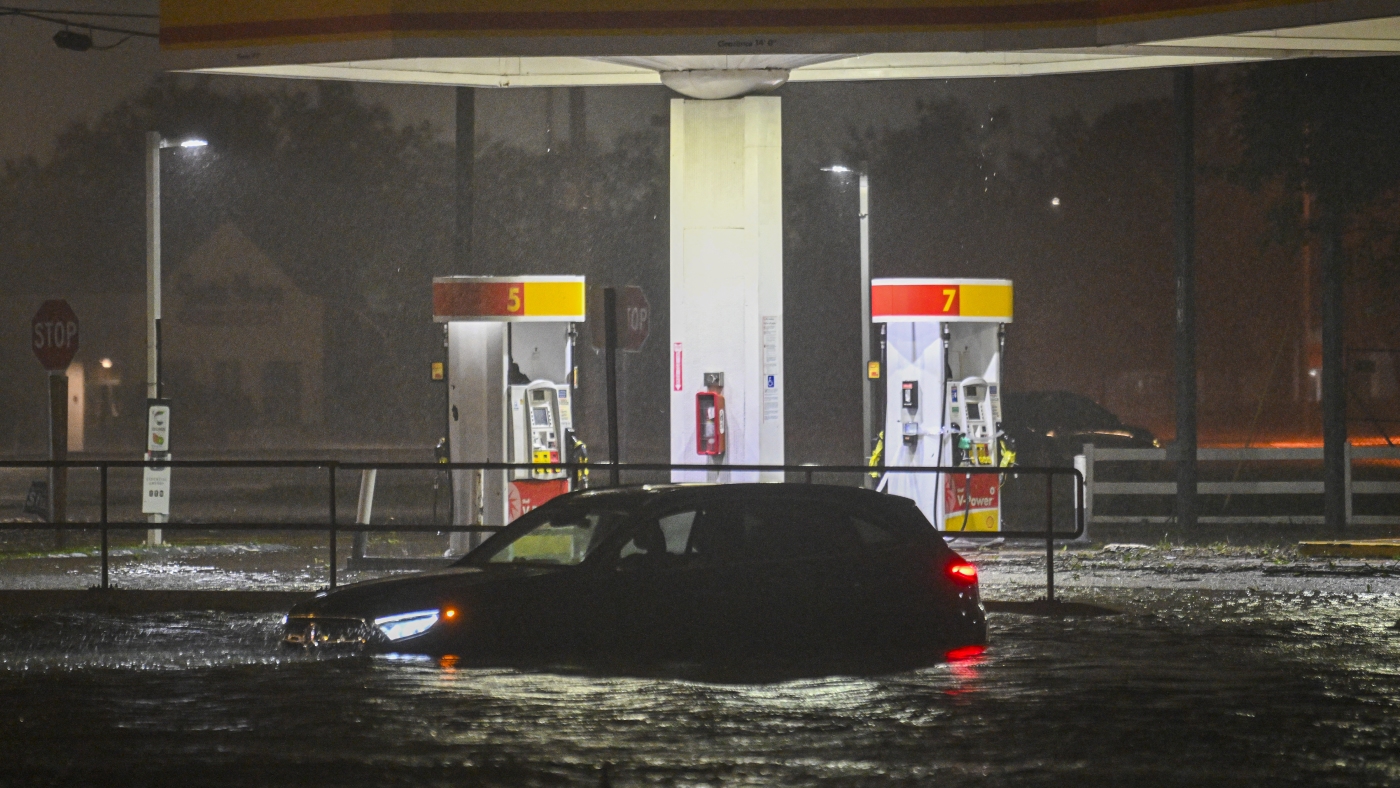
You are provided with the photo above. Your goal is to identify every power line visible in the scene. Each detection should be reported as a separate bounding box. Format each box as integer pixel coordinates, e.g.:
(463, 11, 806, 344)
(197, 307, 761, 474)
(0, 6, 157, 19)
(0, 6, 158, 40)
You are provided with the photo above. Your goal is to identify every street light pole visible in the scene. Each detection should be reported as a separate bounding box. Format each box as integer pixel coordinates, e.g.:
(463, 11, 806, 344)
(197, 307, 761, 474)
(824, 164, 876, 480)
(145, 131, 164, 546)
(144, 133, 206, 546)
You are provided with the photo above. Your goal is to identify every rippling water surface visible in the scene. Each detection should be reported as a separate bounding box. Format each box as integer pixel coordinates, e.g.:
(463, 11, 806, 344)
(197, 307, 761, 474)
(2, 589, 1399, 787)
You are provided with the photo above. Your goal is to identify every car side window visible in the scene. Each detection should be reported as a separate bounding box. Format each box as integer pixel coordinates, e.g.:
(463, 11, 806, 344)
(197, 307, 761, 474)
(735, 501, 862, 562)
(616, 508, 699, 569)
(658, 510, 696, 553)
(850, 515, 898, 547)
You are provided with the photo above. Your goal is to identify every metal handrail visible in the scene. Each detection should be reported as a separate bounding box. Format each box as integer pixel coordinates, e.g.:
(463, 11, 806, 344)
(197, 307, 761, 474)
(0, 459, 1084, 600)
(1079, 443, 1400, 525)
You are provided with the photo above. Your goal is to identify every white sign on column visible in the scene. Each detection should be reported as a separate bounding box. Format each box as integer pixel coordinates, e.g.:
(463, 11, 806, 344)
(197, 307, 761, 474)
(142, 453, 171, 516)
(142, 400, 171, 516)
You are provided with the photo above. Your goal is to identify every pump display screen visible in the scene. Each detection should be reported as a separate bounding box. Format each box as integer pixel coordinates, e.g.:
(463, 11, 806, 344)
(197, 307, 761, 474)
(967, 402, 981, 420)
(532, 407, 550, 426)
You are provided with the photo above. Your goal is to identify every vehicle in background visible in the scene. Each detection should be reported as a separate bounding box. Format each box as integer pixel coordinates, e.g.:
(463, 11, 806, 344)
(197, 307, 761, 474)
(1001, 390, 1158, 468)
(283, 484, 986, 675)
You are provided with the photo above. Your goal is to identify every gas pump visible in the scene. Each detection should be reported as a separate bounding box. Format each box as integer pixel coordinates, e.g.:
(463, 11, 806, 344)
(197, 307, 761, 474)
(944, 376, 1004, 531)
(433, 275, 586, 552)
(510, 382, 572, 479)
(872, 278, 1012, 532)
(948, 377, 1000, 467)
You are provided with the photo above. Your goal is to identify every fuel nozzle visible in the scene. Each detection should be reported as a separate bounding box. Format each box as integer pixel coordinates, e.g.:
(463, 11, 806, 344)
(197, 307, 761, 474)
(954, 432, 971, 466)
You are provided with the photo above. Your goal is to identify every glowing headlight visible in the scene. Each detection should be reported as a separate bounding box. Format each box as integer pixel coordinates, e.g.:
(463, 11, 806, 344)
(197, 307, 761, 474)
(374, 610, 439, 641)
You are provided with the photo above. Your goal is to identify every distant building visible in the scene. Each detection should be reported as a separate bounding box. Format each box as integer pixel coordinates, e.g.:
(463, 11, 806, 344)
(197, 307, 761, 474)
(165, 222, 325, 447)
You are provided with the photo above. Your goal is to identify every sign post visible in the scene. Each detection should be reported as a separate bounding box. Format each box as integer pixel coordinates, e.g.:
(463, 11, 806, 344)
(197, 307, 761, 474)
(31, 300, 79, 547)
(589, 286, 649, 487)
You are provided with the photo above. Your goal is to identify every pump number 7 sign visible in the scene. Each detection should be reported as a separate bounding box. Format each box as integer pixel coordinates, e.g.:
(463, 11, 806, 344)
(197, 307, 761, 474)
(869, 280, 1012, 322)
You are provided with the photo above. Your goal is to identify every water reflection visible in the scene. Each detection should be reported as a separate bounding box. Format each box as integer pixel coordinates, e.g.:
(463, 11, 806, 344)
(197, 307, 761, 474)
(0, 589, 1397, 786)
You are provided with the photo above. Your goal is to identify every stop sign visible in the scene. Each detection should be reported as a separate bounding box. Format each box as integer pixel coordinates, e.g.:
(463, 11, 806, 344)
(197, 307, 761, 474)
(31, 300, 80, 371)
(589, 286, 650, 353)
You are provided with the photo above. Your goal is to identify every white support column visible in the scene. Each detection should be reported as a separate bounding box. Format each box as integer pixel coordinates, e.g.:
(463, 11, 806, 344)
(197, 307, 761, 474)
(669, 96, 784, 482)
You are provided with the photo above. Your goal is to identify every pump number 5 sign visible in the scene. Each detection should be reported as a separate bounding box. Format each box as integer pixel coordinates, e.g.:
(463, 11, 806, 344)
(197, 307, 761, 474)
(432, 276, 586, 322)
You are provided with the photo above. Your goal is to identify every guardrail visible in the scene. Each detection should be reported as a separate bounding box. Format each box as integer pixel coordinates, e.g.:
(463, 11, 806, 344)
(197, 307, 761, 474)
(0, 460, 1083, 601)
(1078, 444, 1400, 525)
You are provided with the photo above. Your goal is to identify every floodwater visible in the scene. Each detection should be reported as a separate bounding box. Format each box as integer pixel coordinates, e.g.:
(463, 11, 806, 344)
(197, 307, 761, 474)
(3, 586, 1400, 786)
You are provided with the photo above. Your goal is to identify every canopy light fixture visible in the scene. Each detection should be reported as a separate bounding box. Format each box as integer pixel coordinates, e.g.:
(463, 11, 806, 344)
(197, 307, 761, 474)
(52, 29, 92, 51)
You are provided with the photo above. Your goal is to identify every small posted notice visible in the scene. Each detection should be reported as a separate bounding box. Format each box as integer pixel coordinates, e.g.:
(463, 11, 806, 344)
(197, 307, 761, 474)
(762, 316, 780, 422)
(142, 453, 171, 516)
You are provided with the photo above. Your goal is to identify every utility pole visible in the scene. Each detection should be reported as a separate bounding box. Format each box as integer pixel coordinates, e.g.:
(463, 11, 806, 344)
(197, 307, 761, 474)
(1320, 208, 1347, 529)
(1173, 68, 1198, 529)
(859, 170, 873, 481)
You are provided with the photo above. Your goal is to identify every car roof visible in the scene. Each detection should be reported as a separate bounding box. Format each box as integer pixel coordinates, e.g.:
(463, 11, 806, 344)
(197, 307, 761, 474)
(569, 482, 913, 510)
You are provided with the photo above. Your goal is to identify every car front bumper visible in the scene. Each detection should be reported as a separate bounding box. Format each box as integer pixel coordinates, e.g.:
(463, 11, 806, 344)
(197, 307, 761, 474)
(282, 615, 381, 648)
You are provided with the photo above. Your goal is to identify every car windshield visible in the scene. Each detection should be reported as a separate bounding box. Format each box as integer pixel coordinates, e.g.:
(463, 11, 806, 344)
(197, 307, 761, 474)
(463, 504, 628, 566)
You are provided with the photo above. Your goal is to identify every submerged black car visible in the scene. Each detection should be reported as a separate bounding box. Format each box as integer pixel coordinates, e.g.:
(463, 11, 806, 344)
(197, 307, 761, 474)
(284, 484, 986, 671)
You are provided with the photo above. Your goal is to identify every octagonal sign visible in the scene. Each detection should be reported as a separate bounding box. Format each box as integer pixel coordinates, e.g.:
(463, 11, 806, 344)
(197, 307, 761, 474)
(31, 300, 79, 371)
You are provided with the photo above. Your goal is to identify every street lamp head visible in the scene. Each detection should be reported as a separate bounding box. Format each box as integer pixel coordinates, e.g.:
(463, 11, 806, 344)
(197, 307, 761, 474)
(821, 165, 853, 174)
(156, 136, 209, 150)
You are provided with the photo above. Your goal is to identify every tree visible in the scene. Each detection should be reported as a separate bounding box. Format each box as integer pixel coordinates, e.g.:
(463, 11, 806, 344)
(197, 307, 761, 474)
(0, 76, 454, 450)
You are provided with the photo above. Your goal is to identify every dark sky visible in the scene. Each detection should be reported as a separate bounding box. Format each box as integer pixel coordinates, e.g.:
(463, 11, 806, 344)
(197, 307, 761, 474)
(3, 2, 1171, 165)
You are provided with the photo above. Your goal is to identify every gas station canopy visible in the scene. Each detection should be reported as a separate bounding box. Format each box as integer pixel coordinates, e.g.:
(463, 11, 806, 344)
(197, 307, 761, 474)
(164, 0, 1400, 92)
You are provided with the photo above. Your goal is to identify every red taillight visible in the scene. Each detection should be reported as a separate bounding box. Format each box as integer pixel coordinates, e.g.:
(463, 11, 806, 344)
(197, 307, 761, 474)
(945, 644, 986, 661)
(946, 559, 978, 584)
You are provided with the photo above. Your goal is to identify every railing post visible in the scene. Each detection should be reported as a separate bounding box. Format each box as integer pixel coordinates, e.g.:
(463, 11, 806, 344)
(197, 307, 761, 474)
(100, 464, 109, 590)
(353, 468, 376, 561)
(1083, 443, 1095, 529)
(328, 462, 338, 590)
(1344, 441, 1353, 525)
(1045, 471, 1055, 604)
(603, 288, 621, 488)
(1076, 468, 1086, 540)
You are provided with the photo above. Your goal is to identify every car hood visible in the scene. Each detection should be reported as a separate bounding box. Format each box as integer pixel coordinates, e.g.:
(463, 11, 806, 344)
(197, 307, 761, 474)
(290, 565, 562, 620)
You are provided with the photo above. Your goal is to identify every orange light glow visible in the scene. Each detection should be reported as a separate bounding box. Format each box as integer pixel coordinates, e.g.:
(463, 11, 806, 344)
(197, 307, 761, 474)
(443, 608, 457, 619)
